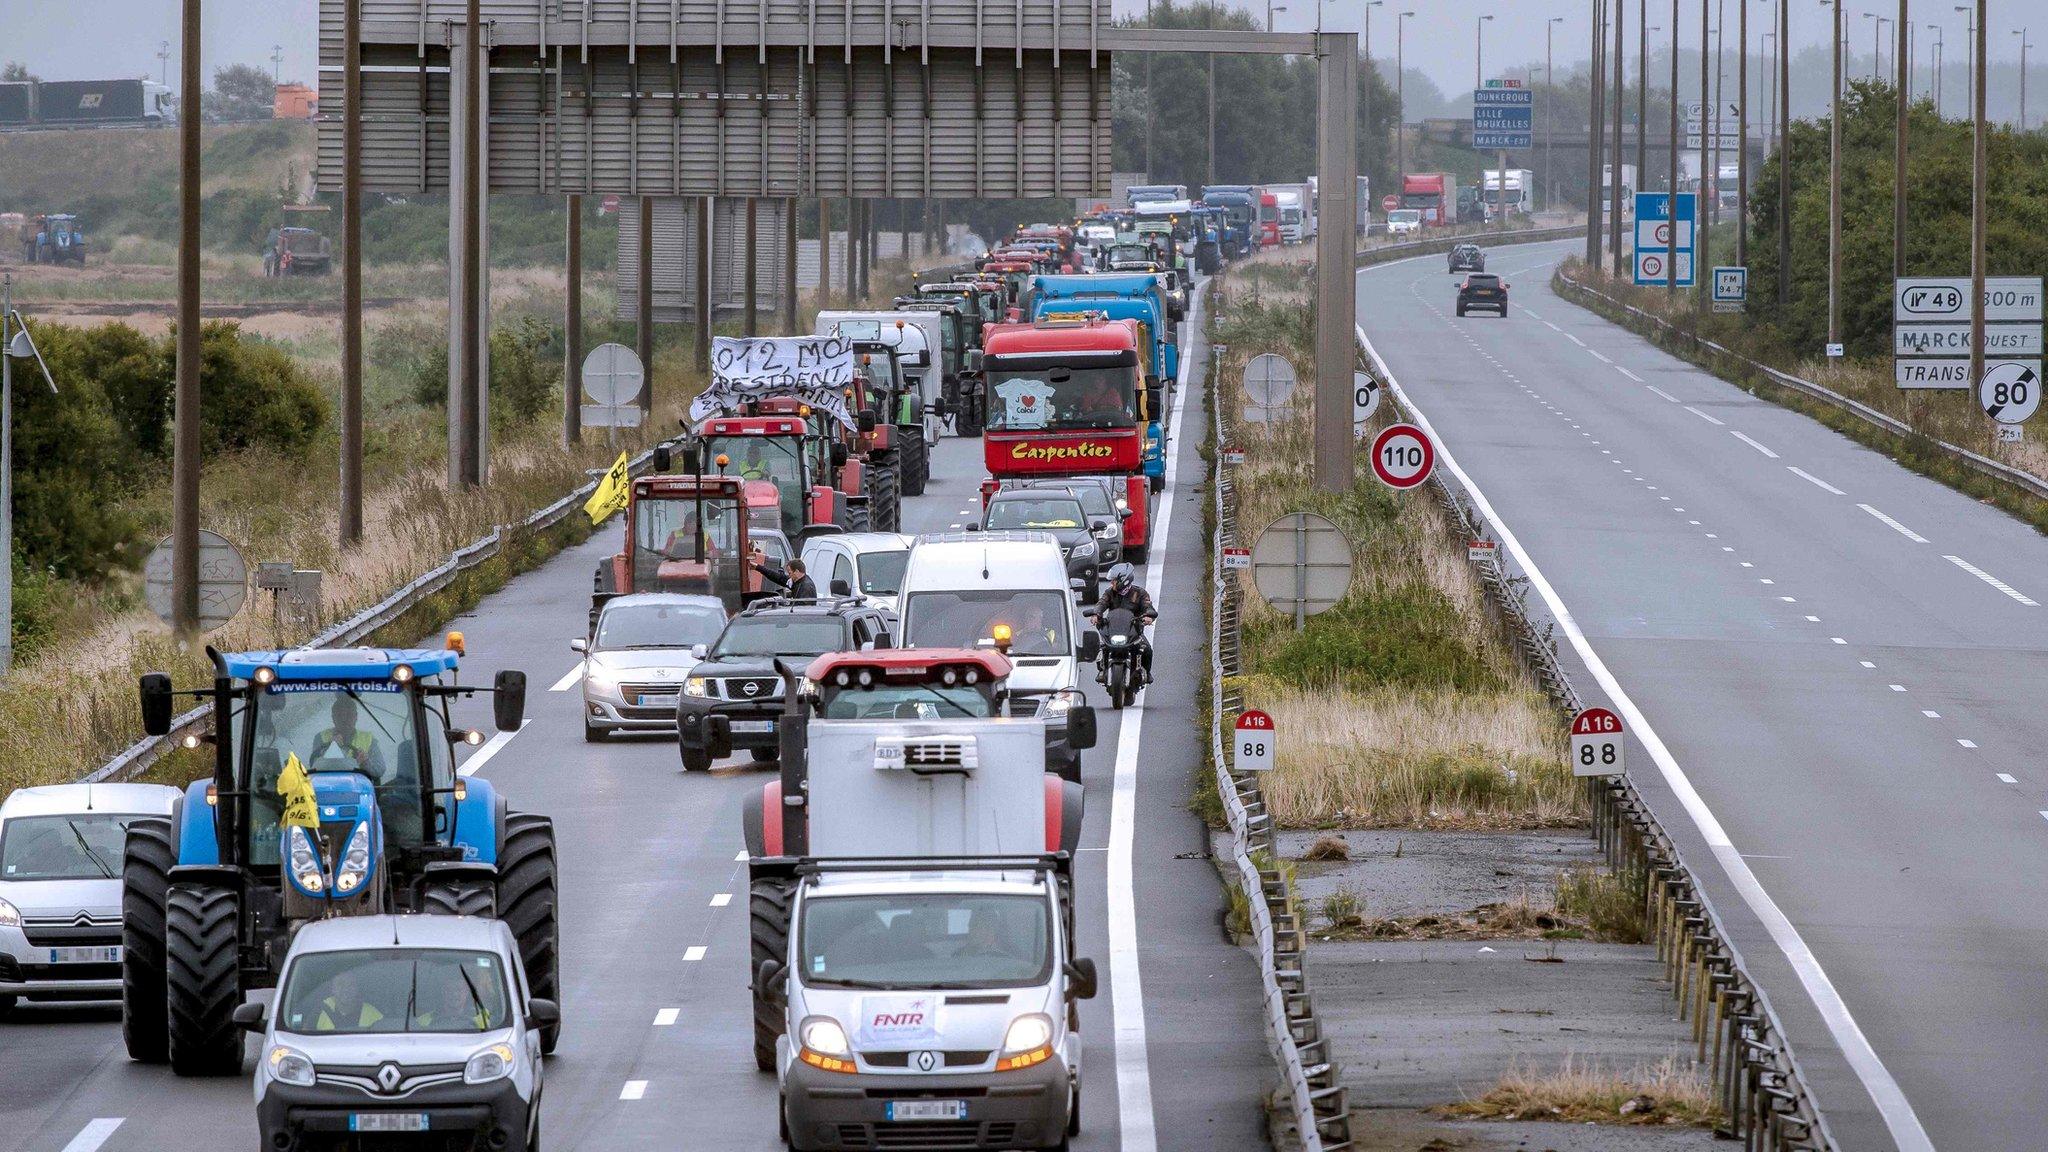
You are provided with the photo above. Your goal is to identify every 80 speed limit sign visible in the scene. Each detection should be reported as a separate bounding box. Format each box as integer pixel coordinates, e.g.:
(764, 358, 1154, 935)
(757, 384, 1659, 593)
(1569, 707, 1625, 777)
(1370, 423, 1435, 489)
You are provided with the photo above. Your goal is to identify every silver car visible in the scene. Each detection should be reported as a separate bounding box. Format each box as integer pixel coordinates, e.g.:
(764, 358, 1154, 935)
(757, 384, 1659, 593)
(574, 592, 729, 742)
(0, 783, 179, 1015)
(242, 914, 554, 1152)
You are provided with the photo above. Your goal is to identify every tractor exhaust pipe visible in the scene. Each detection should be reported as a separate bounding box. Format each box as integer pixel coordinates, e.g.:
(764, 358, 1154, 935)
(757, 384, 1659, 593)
(774, 658, 808, 857)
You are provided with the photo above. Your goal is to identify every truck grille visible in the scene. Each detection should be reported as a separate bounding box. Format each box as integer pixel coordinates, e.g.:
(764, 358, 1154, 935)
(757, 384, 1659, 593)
(861, 1052, 993, 1070)
(717, 677, 782, 701)
(22, 917, 122, 949)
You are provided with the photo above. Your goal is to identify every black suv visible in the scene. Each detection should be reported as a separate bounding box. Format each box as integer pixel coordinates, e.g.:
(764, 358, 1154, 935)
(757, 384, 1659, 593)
(675, 597, 898, 771)
(1447, 243, 1485, 273)
(1456, 273, 1509, 317)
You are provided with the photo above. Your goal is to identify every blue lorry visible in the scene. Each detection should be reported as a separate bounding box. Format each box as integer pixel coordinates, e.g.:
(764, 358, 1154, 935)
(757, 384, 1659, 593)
(1028, 273, 1184, 490)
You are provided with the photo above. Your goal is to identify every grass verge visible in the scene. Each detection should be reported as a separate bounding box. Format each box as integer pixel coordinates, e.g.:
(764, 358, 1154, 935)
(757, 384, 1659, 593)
(1208, 261, 1578, 831)
(1434, 1055, 1720, 1128)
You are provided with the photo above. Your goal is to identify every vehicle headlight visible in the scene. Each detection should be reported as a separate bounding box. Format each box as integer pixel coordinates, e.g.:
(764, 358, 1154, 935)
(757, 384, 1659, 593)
(584, 670, 619, 698)
(1109, 635, 1129, 647)
(799, 1016, 851, 1056)
(287, 825, 325, 895)
(0, 898, 19, 928)
(464, 1043, 516, 1084)
(996, 1013, 1056, 1071)
(333, 822, 373, 895)
(684, 676, 712, 698)
(1072, 539, 1097, 559)
(268, 1044, 316, 1087)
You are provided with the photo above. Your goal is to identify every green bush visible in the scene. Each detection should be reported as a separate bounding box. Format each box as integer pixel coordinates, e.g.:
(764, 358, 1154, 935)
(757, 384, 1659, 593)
(194, 321, 329, 454)
(1258, 582, 1506, 694)
(398, 315, 562, 424)
(9, 549, 66, 661)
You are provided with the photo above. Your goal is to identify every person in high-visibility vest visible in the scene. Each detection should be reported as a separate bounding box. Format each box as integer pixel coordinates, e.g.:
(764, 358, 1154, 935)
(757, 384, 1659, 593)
(309, 697, 384, 779)
(738, 442, 772, 481)
(312, 967, 387, 1032)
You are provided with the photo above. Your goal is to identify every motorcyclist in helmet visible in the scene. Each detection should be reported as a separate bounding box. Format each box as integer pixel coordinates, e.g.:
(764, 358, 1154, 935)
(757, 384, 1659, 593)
(1089, 563, 1157, 685)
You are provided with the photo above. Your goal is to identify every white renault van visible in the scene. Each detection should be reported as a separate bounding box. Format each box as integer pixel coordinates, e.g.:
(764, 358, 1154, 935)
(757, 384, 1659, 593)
(897, 532, 1099, 780)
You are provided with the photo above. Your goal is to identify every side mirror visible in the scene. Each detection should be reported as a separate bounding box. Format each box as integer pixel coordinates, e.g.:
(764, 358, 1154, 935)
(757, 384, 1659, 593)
(1119, 507, 1133, 520)
(680, 441, 704, 474)
(140, 672, 174, 736)
(755, 959, 787, 1008)
(1067, 704, 1098, 751)
(232, 1001, 269, 1031)
(493, 670, 528, 733)
(526, 998, 562, 1027)
(965, 349, 984, 374)
(829, 579, 852, 597)
(964, 523, 981, 533)
(830, 441, 849, 467)
(652, 444, 673, 473)
(1066, 957, 1099, 1001)
(857, 410, 878, 434)
(690, 643, 708, 659)
(570, 638, 588, 653)
(1090, 520, 1108, 534)
(1076, 630, 1101, 663)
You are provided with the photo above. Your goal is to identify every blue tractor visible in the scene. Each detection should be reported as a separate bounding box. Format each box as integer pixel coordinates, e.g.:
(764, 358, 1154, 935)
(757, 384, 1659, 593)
(118, 644, 554, 1076)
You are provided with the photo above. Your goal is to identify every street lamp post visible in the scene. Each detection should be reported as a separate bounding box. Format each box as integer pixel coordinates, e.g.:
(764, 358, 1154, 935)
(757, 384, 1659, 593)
(1476, 14, 1495, 90)
(1894, 0, 1909, 284)
(1929, 24, 1943, 117)
(1611, 0, 1626, 267)
(1778, 0, 1791, 306)
(2016, 29, 2031, 130)
(1956, 6, 1974, 123)
(1548, 17, 1565, 211)
(1666, 0, 1677, 298)
(1865, 13, 1888, 78)
(1740, 0, 1752, 269)
(1365, 1, 1383, 210)
(1828, 0, 1843, 352)
(1, 276, 59, 679)
(1397, 10, 1415, 194)
(1588, 0, 1607, 267)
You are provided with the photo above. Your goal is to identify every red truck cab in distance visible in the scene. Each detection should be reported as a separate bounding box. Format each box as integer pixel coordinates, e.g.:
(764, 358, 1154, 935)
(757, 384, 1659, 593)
(980, 315, 1153, 560)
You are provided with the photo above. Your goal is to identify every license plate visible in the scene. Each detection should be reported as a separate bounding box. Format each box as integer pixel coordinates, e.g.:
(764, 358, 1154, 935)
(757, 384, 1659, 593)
(47, 946, 121, 964)
(886, 1100, 967, 1122)
(730, 720, 775, 734)
(636, 693, 677, 707)
(349, 1114, 429, 1133)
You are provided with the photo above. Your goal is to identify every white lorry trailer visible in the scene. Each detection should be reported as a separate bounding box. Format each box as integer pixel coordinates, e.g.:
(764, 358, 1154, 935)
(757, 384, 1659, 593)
(742, 648, 1097, 1152)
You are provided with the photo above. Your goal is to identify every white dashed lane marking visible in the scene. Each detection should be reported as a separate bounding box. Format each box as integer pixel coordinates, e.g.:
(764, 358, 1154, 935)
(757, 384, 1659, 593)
(1589, 350, 1613, 364)
(59, 1120, 125, 1152)
(1945, 555, 2041, 607)
(1685, 405, 1726, 425)
(1730, 431, 1780, 458)
(654, 1008, 680, 1026)
(1646, 385, 1679, 402)
(684, 946, 708, 962)
(621, 1081, 649, 1100)
(1788, 467, 1846, 496)
(549, 662, 586, 692)
(1617, 366, 1646, 382)
(1859, 504, 1929, 543)
(710, 893, 733, 907)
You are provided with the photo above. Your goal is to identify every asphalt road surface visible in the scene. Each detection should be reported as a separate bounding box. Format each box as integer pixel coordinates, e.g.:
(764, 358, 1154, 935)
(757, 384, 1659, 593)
(0, 292, 1270, 1152)
(1360, 238, 2048, 1152)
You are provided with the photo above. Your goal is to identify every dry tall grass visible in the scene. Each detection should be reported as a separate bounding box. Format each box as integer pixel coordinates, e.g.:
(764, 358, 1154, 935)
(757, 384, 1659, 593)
(1437, 1055, 1720, 1127)
(1211, 263, 1578, 829)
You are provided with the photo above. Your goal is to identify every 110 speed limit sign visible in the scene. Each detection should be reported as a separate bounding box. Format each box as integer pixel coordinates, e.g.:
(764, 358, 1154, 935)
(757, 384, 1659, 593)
(1570, 707, 1625, 778)
(1370, 423, 1435, 490)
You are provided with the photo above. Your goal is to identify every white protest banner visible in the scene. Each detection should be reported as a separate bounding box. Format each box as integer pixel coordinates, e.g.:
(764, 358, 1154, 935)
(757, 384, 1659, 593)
(692, 335, 858, 430)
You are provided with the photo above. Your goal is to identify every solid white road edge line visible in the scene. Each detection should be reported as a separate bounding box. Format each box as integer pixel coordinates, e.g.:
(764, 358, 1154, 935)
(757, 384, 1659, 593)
(1107, 285, 1197, 1152)
(548, 662, 586, 692)
(1354, 318, 1936, 1152)
(59, 1119, 125, 1152)
(1943, 555, 2041, 607)
(458, 720, 532, 778)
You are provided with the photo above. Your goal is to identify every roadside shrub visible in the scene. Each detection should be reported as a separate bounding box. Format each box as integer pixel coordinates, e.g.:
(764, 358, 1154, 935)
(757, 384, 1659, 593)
(488, 316, 563, 425)
(194, 321, 329, 454)
(8, 550, 65, 661)
(1259, 582, 1506, 694)
(8, 345, 146, 579)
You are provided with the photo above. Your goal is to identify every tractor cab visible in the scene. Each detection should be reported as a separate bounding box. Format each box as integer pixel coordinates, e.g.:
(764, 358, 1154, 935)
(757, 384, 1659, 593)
(692, 400, 884, 540)
(600, 471, 764, 617)
(122, 644, 561, 1075)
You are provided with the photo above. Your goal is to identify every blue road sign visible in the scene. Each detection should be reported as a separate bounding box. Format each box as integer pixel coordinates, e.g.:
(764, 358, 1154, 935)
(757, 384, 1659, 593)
(1472, 88, 1533, 149)
(1632, 192, 1697, 287)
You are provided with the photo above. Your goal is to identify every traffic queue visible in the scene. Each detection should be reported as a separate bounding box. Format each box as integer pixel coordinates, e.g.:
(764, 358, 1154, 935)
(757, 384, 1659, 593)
(0, 188, 1187, 1152)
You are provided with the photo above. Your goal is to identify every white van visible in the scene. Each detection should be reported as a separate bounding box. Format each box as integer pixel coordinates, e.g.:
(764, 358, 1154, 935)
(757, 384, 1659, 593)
(800, 531, 915, 615)
(897, 532, 1099, 780)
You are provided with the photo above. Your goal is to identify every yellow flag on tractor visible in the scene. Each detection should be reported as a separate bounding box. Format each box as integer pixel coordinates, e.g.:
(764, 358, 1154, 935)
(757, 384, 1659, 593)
(583, 451, 632, 526)
(278, 753, 320, 829)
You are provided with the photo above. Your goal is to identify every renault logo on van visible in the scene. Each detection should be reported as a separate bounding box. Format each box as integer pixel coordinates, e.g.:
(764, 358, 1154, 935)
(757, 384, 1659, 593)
(914, 1050, 939, 1072)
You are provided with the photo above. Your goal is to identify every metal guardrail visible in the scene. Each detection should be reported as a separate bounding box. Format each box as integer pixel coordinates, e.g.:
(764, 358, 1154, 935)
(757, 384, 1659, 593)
(1354, 224, 1584, 268)
(1353, 326, 1836, 1151)
(1208, 299, 1353, 1152)
(1552, 267, 2048, 505)
(80, 446, 663, 786)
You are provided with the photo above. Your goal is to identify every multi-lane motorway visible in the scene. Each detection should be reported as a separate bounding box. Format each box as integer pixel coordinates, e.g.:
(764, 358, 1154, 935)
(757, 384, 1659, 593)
(1360, 239, 2048, 1152)
(0, 296, 1271, 1152)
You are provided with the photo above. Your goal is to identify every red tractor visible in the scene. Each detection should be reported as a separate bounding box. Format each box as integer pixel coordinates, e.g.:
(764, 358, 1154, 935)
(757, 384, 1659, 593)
(695, 398, 902, 537)
(591, 471, 769, 625)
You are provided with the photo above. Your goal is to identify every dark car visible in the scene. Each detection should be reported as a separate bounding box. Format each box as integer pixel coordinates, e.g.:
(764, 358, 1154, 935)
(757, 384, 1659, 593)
(674, 597, 897, 772)
(1002, 477, 1131, 567)
(1448, 243, 1485, 273)
(978, 490, 1107, 602)
(1457, 273, 1509, 317)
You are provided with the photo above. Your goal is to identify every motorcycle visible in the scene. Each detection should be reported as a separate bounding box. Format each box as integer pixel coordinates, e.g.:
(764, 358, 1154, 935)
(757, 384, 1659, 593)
(1091, 606, 1144, 710)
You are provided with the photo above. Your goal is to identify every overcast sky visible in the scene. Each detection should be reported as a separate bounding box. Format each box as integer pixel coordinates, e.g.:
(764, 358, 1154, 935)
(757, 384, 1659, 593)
(1, 0, 2034, 98)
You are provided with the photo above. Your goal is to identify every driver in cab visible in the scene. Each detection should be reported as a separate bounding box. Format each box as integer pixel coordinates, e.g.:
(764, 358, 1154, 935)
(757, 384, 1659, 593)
(1066, 371, 1130, 426)
(309, 697, 385, 779)
(738, 442, 773, 481)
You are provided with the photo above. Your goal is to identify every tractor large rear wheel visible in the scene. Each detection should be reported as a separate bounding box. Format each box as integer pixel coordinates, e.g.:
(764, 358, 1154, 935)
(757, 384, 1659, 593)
(750, 877, 793, 1072)
(898, 430, 928, 496)
(165, 883, 244, 1076)
(499, 813, 562, 1053)
(866, 461, 902, 533)
(422, 876, 498, 918)
(956, 391, 984, 438)
(120, 818, 175, 1064)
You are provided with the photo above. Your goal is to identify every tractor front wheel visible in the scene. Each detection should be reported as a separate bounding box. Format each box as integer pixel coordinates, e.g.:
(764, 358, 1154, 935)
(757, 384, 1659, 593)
(499, 813, 562, 1053)
(750, 878, 793, 1072)
(121, 817, 176, 1064)
(165, 883, 244, 1076)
